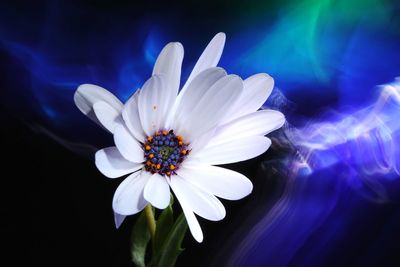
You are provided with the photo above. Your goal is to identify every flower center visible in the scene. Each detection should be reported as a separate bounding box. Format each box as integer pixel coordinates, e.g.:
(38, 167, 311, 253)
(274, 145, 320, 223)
(143, 130, 189, 176)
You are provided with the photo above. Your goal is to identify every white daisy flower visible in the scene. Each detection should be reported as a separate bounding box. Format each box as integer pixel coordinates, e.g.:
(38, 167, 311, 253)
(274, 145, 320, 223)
(74, 33, 285, 242)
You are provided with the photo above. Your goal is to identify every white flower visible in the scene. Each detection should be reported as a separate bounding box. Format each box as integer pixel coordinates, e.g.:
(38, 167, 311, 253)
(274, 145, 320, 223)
(74, 33, 285, 242)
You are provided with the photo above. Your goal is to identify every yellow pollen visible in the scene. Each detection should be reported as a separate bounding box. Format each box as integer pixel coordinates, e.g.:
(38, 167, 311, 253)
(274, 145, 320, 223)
(156, 164, 161, 169)
(145, 145, 151, 151)
(177, 135, 183, 141)
(181, 149, 187, 155)
(166, 171, 171, 176)
(178, 141, 183, 145)
(170, 164, 175, 170)
(146, 161, 151, 166)
(147, 136, 153, 142)
(162, 130, 168, 135)
(149, 154, 154, 159)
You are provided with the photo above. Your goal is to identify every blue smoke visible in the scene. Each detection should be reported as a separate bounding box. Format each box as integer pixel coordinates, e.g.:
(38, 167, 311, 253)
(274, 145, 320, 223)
(224, 78, 400, 267)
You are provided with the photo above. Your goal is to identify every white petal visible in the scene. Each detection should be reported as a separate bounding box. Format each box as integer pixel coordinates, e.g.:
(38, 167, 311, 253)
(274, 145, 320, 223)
(171, 33, 226, 125)
(175, 74, 243, 142)
(152, 42, 184, 97)
(178, 165, 253, 200)
(167, 177, 203, 242)
(138, 75, 171, 136)
(114, 125, 144, 163)
(181, 207, 203, 243)
(74, 84, 123, 128)
(180, 33, 226, 96)
(95, 147, 143, 178)
(143, 173, 170, 209)
(194, 136, 272, 165)
(208, 110, 285, 146)
(114, 212, 126, 228)
(171, 67, 226, 129)
(122, 90, 146, 142)
(188, 129, 217, 154)
(113, 171, 149, 215)
(93, 101, 124, 133)
(221, 73, 274, 124)
(169, 175, 226, 221)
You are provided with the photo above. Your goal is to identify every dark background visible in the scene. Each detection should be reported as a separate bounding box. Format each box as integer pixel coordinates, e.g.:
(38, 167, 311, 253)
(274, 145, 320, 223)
(1, 0, 400, 266)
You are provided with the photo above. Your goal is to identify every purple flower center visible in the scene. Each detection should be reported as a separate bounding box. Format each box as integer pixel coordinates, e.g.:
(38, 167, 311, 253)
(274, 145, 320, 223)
(143, 130, 189, 176)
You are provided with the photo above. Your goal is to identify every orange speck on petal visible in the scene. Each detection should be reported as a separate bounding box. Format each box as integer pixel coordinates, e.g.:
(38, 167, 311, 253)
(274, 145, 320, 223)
(162, 130, 168, 135)
(146, 161, 151, 166)
(149, 154, 154, 159)
(166, 171, 171, 176)
(178, 141, 183, 146)
(170, 165, 175, 170)
(181, 149, 187, 155)
(145, 145, 151, 150)
(156, 164, 161, 169)
(177, 135, 183, 141)
(147, 136, 153, 142)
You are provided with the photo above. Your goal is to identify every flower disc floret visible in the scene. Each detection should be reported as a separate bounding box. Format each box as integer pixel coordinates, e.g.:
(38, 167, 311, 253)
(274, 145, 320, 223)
(143, 130, 189, 176)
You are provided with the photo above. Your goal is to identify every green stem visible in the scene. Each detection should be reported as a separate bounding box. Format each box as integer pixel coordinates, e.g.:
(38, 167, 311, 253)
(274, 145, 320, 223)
(144, 204, 156, 254)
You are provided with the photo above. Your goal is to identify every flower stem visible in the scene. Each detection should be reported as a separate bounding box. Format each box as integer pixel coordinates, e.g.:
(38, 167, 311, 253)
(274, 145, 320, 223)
(144, 204, 156, 254)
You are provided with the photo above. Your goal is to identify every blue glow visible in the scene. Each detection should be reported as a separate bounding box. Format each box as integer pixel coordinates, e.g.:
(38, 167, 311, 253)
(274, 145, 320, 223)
(224, 78, 400, 267)
(296, 79, 400, 197)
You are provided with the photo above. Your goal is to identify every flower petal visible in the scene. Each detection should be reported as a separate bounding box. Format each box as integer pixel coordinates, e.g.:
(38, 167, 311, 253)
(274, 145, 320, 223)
(171, 67, 226, 130)
(113, 171, 149, 215)
(74, 84, 123, 129)
(138, 75, 171, 136)
(143, 173, 170, 209)
(95, 147, 143, 178)
(93, 101, 124, 133)
(178, 165, 253, 200)
(180, 32, 226, 95)
(114, 125, 144, 163)
(175, 74, 243, 142)
(122, 90, 146, 142)
(220, 73, 274, 124)
(188, 129, 217, 155)
(152, 42, 184, 97)
(167, 177, 203, 242)
(114, 212, 126, 229)
(208, 110, 285, 146)
(169, 175, 226, 221)
(194, 136, 272, 165)
(181, 207, 203, 243)
(171, 33, 226, 124)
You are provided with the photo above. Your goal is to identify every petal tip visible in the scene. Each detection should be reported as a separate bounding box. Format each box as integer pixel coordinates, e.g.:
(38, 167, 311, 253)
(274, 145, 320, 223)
(252, 73, 275, 86)
(227, 74, 244, 82)
(170, 41, 184, 50)
(162, 42, 184, 56)
(194, 234, 204, 243)
(143, 190, 169, 210)
(215, 32, 226, 40)
(94, 149, 109, 177)
(114, 212, 126, 229)
(246, 181, 254, 197)
(209, 66, 228, 76)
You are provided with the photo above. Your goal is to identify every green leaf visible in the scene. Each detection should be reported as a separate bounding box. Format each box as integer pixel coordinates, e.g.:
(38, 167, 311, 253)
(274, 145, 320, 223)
(130, 211, 151, 267)
(149, 212, 188, 267)
(154, 195, 174, 254)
